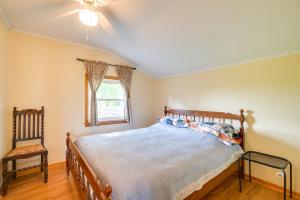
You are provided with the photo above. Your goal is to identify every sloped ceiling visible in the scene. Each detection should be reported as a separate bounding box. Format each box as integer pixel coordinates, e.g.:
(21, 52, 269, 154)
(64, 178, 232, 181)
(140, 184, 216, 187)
(1, 0, 300, 78)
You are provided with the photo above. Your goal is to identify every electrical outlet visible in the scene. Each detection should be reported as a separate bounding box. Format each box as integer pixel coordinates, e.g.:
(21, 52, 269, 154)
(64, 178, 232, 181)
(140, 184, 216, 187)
(276, 171, 284, 177)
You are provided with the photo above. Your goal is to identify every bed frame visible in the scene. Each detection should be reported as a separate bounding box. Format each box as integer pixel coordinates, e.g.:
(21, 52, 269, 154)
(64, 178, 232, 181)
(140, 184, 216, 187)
(65, 106, 245, 200)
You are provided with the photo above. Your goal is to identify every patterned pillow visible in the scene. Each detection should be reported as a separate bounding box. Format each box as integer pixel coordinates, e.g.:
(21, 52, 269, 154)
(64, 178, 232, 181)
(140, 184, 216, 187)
(189, 122, 218, 134)
(160, 116, 190, 128)
(159, 116, 173, 125)
(210, 123, 242, 145)
(202, 122, 216, 126)
(198, 125, 219, 136)
(173, 118, 190, 128)
(189, 122, 201, 130)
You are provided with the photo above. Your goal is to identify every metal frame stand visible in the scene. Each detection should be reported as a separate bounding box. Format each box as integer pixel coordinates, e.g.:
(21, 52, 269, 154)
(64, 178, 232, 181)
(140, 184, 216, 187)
(238, 151, 292, 200)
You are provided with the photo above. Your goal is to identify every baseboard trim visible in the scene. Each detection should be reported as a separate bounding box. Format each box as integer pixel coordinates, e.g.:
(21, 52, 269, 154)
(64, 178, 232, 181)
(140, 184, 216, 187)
(244, 174, 300, 200)
(0, 162, 2, 197)
(49, 162, 65, 168)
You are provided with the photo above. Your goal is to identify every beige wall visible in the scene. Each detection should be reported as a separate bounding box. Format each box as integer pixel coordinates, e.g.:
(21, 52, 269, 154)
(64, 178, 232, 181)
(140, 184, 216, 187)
(8, 31, 155, 165)
(0, 16, 9, 186)
(154, 53, 300, 192)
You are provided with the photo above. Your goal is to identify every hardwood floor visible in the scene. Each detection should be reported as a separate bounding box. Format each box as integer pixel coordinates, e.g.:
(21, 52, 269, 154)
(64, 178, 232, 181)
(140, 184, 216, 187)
(203, 175, 293, 200)
(1, 163, 294, 200)
(1, 163, 84, 200)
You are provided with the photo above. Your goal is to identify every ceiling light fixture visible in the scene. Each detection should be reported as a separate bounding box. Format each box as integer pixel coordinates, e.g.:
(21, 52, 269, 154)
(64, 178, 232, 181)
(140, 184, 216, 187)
(79, 9, 98, 27)
(78, 0, 105, 27)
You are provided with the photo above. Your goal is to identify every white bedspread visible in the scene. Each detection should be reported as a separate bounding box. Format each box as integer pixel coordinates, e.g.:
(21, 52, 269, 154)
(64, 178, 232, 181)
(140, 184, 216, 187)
(75, 123, 243, 200)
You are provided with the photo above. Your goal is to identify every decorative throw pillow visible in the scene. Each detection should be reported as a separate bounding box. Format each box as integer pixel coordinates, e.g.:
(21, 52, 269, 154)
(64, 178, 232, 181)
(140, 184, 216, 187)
(189, 122, 201, 130)
(173, 118, 190, 128)
(189, 122, 216, 134)
(160, 116, 190, 127)
(160, 116, 173, 125)
(209, 123, 242, 145)
(202, 122, 216, 126)
(197, 122, 220, 136)
(198, 126, 219, 136)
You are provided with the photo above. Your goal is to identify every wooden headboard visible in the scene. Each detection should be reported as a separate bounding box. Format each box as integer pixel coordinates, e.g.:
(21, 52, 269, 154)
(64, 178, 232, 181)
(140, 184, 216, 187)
(164, 106, 245, 149)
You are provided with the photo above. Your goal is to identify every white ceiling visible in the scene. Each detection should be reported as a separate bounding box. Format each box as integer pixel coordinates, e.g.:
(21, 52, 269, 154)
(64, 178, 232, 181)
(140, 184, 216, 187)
(1, 0, 300, 78)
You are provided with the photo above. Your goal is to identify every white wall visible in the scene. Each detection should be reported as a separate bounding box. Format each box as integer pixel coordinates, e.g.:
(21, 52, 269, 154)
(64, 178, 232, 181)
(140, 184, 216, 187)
(8, 31, 155, 165)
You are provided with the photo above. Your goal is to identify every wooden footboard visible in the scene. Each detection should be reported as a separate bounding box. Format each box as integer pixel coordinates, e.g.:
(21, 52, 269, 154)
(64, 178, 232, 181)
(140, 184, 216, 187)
(66, 132, 112, 200)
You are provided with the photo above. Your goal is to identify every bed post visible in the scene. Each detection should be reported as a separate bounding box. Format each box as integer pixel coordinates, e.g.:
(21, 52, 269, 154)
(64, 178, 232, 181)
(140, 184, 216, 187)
(239, 109, 245, 150)
(66, 132, 70, 176)
(164, 106, 168, 116)
(102, 185, 113, 200)
(239, 109, 245, 179)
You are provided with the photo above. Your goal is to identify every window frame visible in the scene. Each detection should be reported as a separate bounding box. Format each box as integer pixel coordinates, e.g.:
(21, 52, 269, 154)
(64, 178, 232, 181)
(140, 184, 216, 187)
(85, 74, 128, 127)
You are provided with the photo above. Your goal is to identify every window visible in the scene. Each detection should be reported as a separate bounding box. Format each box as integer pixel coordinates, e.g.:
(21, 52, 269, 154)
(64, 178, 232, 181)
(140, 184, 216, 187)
(85, 75, 128, 126)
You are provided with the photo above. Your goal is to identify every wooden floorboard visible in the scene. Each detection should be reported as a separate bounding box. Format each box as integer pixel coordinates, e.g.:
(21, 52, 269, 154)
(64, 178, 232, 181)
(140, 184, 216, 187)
(203, 175, 293, 200)
(1, 163, 294, 200)
(2, 163, 84, 200)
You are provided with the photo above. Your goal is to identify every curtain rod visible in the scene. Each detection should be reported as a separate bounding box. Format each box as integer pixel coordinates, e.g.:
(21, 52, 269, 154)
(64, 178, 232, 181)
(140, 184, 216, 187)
(76, 58, 136, 70)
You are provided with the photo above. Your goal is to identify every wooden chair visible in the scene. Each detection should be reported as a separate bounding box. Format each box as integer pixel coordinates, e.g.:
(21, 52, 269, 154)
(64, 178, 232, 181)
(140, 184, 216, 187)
(1, 107, 48, 196)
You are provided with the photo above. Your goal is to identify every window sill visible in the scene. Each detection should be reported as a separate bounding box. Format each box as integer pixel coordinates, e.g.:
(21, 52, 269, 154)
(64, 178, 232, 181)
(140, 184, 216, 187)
(85, 120, 128, 127)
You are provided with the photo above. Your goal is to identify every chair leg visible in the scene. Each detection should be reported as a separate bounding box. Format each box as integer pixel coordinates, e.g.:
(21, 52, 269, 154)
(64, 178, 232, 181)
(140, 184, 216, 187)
(66, 152, 70, 176)
(2, 160, 9, 196)
(43, 153, 48, 183)
(41, 154, 44, 172)
(12, 160, 16, 179)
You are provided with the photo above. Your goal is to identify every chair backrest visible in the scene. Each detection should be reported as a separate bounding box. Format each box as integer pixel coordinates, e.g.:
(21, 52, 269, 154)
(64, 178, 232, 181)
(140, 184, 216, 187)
(13, 107, 44, 149)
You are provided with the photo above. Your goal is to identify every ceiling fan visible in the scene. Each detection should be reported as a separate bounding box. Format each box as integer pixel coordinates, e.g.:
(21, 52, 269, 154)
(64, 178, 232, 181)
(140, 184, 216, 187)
(52, 0, 113, 26)
(77, 0, 107, 27)
(49, 0, 118, 39)
(76, 0, 107, 27)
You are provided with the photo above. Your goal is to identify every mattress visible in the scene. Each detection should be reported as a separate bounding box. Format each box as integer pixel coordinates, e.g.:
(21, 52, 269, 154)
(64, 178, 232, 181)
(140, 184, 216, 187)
(75, 123, 243, 200)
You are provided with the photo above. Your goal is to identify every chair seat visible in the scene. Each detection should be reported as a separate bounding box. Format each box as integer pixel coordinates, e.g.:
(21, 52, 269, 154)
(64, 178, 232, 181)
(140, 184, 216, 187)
(4, 144, 47, 159)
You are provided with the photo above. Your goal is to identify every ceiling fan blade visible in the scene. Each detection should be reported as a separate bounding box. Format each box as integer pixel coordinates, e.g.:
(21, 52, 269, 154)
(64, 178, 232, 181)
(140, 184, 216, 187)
(32, 0, 76, 10)
(96, 11, 116, 36)
(50, 9, 81, 21)
(96, 7, 132, 38)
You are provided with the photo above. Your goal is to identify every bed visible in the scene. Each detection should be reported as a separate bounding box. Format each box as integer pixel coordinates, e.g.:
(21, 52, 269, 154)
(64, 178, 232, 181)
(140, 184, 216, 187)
(66, 106, 245, 200)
